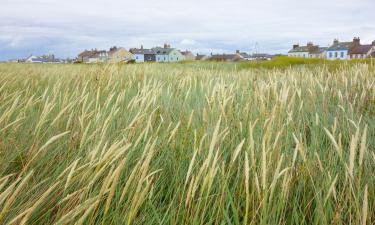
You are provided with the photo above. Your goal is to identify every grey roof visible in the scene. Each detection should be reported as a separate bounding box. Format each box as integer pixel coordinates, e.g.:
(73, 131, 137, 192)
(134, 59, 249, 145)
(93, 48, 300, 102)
(251, 53, 273, 58)
(288, 46, 311, 53)
(326, 42, 353, 51)
(239, 52, 251, 58)
(129, 48, 155, 55)
(349, 45, 372, 54)
(310, 47, 327, 55)
(152, 47, 176, 55)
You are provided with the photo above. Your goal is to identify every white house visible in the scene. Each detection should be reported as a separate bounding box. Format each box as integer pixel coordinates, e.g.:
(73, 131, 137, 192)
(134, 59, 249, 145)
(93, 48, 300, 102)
(288, 43, 323, 58)
(129, 46, 156, 63)
(152, 44, 184, 62)
(325, 39, 354, 60)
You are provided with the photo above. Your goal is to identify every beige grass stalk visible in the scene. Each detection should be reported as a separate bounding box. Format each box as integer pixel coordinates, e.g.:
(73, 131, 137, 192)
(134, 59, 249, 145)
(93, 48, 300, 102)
(362, 185, 368, 225)
(104, 158, 127, 215)
(348, 127, 360, 178)
(244, 152, 250, 225)
(19, 181, 61, 225)
(23, 131, 70, 172)
(167, 121, 181, 144)
(359, 125, 367, 166)
(0, 171, 33, 223)
(324, 127, 342, 157)
(324, 175, 338, 205)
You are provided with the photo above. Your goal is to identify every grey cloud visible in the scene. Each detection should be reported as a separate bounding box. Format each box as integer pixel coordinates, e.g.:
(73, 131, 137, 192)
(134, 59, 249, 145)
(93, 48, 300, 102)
(0, 0, 374, 60)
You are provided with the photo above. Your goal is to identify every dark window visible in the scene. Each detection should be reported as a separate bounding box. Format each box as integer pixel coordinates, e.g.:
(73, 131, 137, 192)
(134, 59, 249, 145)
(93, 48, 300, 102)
(335, 52, 338, 58)
(341, 52, 344, 58)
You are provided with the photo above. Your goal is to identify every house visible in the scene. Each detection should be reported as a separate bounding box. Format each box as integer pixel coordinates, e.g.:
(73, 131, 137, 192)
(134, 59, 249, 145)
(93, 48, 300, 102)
(288, 42, 322, 58)
(25, 54, 61, 63)
(129, 46, 156, 62)
(348, 39, 375, 59)
(108, 46, 134, 63)
(250, 53, 274, 61)
(152, 44, 184, 62)
(238, 51, 252, 60)
(325, 39, 355, 60)
(77, 49, 108, 63)
(309, 47, 327, 59)
(208, 52, 244, 62)
(181, 50, 195, 60)
(195, 54, 210, 61)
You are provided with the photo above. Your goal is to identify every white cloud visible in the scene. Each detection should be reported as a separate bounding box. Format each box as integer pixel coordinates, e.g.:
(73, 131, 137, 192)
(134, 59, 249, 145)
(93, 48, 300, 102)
(0, 0, 374, 59)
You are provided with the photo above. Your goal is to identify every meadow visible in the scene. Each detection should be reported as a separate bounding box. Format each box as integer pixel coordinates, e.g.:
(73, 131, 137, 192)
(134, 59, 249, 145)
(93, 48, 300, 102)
(0, 61, 374, 224)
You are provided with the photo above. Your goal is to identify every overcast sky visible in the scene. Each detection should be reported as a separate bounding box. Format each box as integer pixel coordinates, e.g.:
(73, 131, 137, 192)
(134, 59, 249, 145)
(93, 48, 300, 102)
(1, 0, 374, 60)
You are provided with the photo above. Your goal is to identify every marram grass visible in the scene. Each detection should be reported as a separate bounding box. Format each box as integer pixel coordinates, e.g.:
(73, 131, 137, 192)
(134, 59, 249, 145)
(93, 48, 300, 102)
(0, 62, 374, 224)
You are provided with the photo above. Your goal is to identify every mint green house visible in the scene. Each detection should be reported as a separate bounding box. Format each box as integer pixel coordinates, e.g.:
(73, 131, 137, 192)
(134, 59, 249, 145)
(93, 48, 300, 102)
(152, 44, 184, 62)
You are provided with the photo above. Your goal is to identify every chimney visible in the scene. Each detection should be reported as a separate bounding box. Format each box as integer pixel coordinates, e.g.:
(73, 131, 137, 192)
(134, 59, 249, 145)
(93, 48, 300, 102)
(372, 41, 375, 46)
(141, 45, 143, 49)
(333, 39, 339, 45)
(164, 43, 168, 48)
(236, 50, 240, 54)
(353, 37, 360, 46)
(307, 42, 313, 48)
(293, 44, 299, 49)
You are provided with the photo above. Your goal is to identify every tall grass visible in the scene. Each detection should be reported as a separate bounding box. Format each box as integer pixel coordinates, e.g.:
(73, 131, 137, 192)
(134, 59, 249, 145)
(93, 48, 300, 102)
(0, 62, 374, 224)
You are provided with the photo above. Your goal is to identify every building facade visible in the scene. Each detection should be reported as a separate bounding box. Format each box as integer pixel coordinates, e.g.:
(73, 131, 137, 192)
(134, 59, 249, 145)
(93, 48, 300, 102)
(152, 44, 184, 62)
(130, 46, 156, 63)
(108, 47, 134, 62)
(325, 39, 354, 60)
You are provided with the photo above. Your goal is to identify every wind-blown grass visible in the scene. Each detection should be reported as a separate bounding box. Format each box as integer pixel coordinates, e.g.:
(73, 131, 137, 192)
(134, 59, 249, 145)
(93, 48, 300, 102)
(0, 62, 374, 224)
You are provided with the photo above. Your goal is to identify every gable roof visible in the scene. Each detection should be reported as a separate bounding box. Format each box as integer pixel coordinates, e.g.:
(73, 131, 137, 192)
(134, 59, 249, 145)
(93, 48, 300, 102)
(326, 42, 353, 51)
(310, 47, 327, 55)
(152, 47, 176, 55)
(129, 48, 155, 55)
(349, 45, 372, 55)
(78, 50, 106, 58)
(239, 52, 251, 58)
(288, 46, 311, 53)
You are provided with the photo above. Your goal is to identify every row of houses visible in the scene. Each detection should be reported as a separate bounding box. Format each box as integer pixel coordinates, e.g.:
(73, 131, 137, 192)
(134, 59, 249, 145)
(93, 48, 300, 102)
(77, 44, 190, 63)
(288, 37, 375, 60)
(77, 44, 274, 63)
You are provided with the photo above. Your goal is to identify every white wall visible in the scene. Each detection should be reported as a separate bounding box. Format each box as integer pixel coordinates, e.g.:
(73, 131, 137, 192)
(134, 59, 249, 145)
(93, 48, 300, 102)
(288, 52, 309, 58)
(156, 54, 168, 62)
(134, 54, 144, 63)
(326, 50, 348, 60)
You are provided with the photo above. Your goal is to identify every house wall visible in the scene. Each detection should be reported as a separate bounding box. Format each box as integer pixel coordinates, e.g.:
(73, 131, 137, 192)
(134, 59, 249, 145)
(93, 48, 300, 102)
(134, 54, 144, 63)
(156, 54, 168, 62)
(350, 54, 367, 59)
(288, 52, 309, 58)
(326, 50, 348, 60)
(109, 49, 133, 62)
(156, 50, 184, 62)
(168, 50, 184, 62)
(144, 54, 156, 62)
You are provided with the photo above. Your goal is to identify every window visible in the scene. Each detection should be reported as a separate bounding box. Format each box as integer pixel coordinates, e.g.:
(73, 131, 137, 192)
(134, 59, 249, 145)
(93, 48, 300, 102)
(164, 57, 166, 61)
(340, 52, 344, 58)
(329, 52, 332, 58)
(136, 56, 138, 59)
(335, 52, 338, 58)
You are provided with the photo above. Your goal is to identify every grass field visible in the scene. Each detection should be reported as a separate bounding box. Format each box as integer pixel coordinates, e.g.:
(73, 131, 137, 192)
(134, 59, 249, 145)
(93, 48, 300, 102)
(0, 62, 374, 224)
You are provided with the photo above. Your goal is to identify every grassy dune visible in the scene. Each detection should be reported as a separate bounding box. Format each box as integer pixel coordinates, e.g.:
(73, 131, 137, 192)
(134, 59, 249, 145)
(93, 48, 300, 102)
(0, 62, 374, 224)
